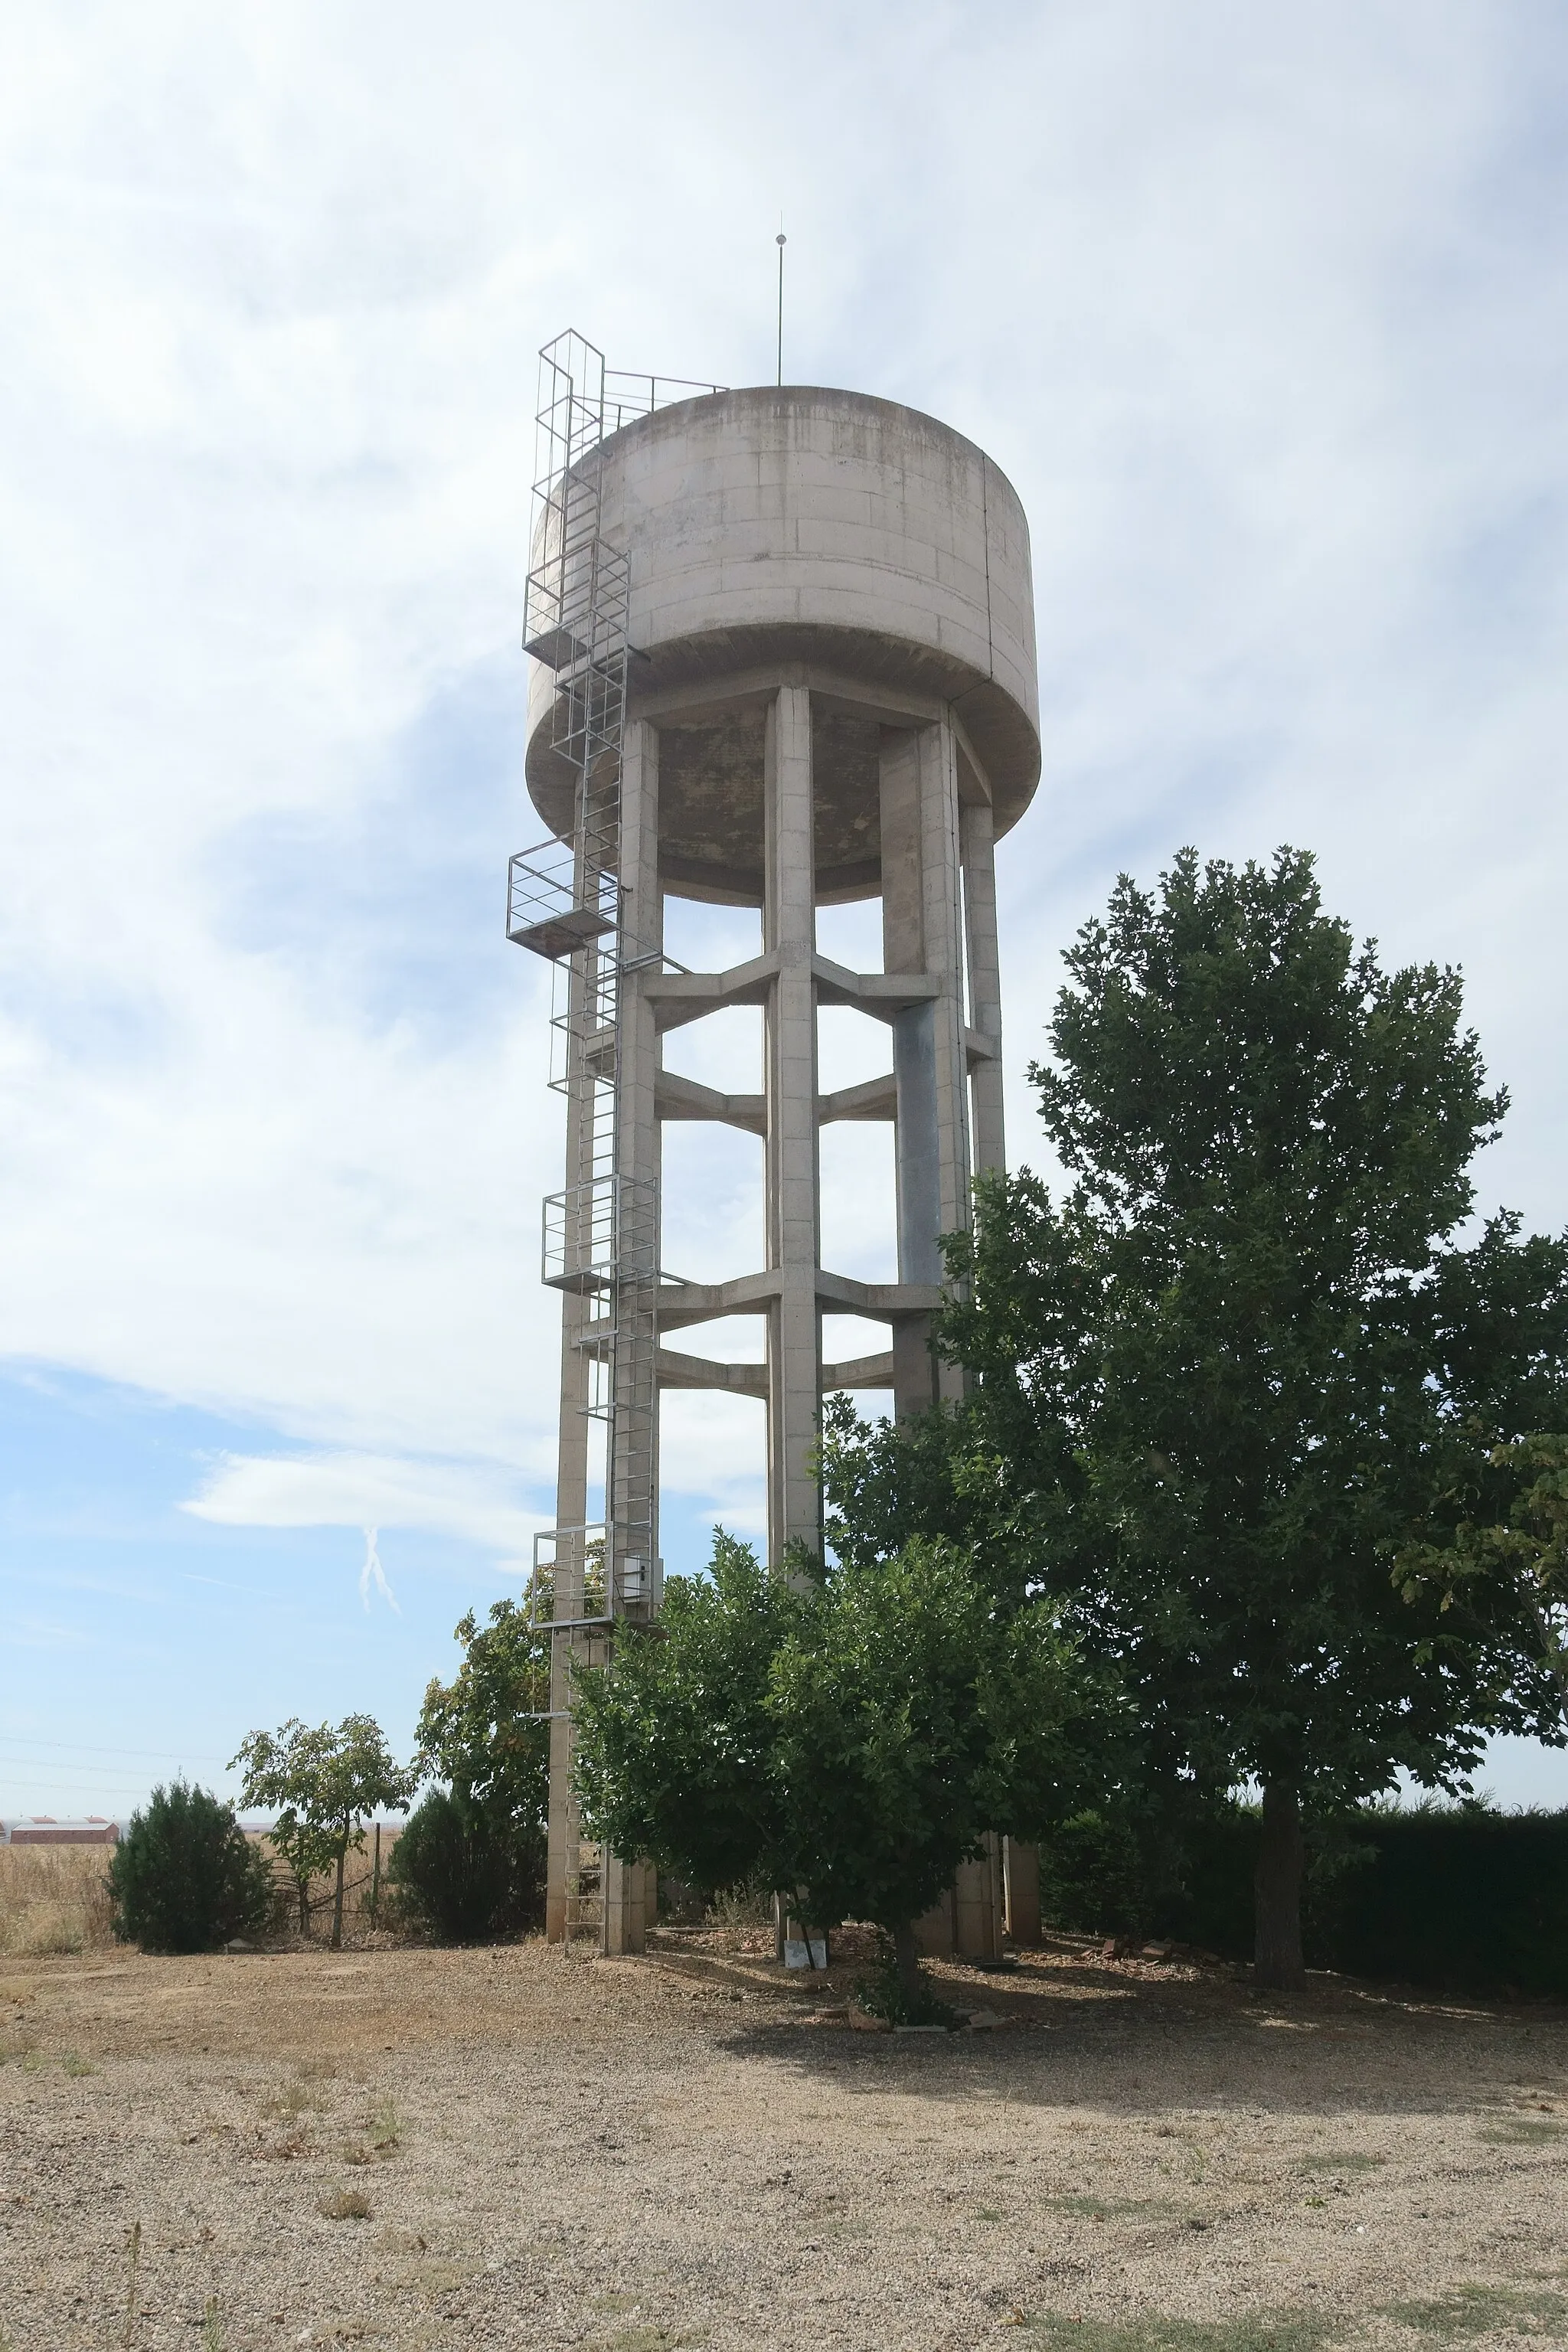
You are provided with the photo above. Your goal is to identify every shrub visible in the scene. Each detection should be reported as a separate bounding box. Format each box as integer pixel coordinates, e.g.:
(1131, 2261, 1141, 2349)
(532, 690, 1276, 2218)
(386, 1786, 541, 1943)
(1322, 1804, 1568, 1998)
(573, 1526, 1108, 2012)
(852, 1932, 961, 2028)
(1037, 1808, 1150, 1939)
(1040, 1798, 1568, 1998)
(703, 1870, 773, 1936)
(107, 1782, 277, 1954)
(318, 2188, 371, 2221)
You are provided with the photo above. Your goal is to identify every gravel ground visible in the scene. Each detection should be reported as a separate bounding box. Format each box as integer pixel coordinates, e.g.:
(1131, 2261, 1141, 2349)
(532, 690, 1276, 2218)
(2, 1929, 1566, 2350)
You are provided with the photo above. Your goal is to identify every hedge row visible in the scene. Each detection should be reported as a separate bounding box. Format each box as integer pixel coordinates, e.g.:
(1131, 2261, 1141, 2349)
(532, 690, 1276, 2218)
(1039, 1802, 1568, 2000)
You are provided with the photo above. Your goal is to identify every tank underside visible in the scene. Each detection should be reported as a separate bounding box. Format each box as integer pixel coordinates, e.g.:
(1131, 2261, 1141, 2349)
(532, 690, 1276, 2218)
(528, 626, 1039, 903)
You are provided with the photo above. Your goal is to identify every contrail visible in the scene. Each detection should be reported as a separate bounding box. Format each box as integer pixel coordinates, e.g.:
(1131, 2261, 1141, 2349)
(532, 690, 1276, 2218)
(358, 1527, 400, 1615)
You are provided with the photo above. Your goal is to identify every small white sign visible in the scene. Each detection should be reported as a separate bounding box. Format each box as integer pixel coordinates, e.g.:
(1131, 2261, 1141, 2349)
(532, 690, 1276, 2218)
(783, 1938, 828, 1970)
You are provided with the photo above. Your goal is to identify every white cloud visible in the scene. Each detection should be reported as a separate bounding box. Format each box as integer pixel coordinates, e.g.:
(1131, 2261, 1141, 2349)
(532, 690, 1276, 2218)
(658, 1396, 767, 1537)
(184, 1450, 544, 1555)
(0, 0, 1564, 1554)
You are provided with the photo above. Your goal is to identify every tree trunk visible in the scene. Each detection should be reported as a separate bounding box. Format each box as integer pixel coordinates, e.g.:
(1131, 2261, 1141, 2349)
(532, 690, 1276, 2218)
(331, 1844, 347, 1952)
(891, 1920, 923, 2014)
(1253, 1782, 1306, 1993)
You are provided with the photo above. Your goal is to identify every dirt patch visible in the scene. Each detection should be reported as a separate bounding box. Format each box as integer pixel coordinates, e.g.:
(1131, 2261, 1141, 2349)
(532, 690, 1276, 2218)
(1, 1929, 1565, 2348)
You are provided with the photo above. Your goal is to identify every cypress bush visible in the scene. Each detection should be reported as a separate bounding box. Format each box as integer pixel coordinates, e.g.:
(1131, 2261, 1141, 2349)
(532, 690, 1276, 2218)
(107, 1781, 277, 1954)
(386, 1787, 542, 1943)
(1322, 1808, 1568, 1998)
(1037, 1807, 1150, 1939)
(1040, 1799, 1568, 1998)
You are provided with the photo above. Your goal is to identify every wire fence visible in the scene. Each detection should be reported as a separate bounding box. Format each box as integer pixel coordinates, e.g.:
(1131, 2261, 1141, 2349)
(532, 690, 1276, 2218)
(260, 1828, 402, 1935)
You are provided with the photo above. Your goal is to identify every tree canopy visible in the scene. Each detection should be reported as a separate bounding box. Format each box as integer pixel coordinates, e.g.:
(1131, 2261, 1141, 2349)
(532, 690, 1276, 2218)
(571, 1528, 1112, 2006)
(415, 1596, 551, 1826)
(1400, 1432, 1568, 1724)
(400, 1594, 557, 1940)
(825, 848, 1568, 1988)
(230, 1713, 414, 1949)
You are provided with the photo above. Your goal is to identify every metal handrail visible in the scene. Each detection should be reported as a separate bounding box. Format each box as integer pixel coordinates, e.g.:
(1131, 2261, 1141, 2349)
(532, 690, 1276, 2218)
(601, 371, 727, 433)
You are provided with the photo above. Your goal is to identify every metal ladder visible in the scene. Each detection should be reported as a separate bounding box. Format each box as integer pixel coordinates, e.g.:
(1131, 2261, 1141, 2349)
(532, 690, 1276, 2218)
(507, 333, 720, 1935)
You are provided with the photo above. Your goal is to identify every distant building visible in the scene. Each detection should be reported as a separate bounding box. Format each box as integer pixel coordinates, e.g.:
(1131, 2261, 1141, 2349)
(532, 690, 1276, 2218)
(0, 1816, 119, 1845)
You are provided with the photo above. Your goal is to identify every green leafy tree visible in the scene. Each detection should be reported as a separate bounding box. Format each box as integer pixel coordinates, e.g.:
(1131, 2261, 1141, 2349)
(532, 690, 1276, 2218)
(415, 1596, 550, 1819)
(834, 848, 1568, 1991)
(404, 1594, 552, 1936)
(107, 1781, 276, 1953)
(260, 1808, 332, 1936)
(230, 1715, 415, 1949)
(571, 1531, 810, 1900)
(572, 1528, 1109, 2011)
(767, 1538, 1107, 2001)
(387, 1785, 541, 1943)
(1400, 1434, 1568, 1721)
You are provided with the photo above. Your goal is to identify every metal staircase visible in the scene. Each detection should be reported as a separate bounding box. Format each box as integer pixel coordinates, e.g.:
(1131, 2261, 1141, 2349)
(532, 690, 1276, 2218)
(506, 332, 720, 1936)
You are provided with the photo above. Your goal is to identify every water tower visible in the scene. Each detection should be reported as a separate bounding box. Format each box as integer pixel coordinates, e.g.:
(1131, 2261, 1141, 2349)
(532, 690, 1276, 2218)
(508, 333, 1040, 1948)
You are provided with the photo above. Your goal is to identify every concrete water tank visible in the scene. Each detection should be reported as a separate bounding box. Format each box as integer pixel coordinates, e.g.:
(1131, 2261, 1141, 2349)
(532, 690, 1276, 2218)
(525, 387, 1040, 903)
(518, 377, 1040, 1958)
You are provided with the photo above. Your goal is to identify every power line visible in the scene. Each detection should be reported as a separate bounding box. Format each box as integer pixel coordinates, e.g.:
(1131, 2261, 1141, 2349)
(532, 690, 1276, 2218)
(0, 1733, 230, 1765)
(2, 1779, 223, 1799)
(2, 1774, 240, 1802)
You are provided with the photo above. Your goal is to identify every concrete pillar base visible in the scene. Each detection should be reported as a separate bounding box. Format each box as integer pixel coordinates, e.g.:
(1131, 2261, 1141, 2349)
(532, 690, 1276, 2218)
(953, 1832, 1005, 1960)
(912, 1891, 955, 1957)
(1004, 1838, 1043, 1945)
(602, 1855, 656, 1955)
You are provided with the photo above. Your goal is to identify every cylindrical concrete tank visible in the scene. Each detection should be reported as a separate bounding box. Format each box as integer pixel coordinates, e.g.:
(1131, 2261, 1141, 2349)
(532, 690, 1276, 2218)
(526, 387, 1040, 902)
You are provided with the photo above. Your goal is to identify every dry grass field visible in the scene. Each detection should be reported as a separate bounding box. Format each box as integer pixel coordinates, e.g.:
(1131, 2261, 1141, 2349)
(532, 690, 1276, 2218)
(0, 1847, 116, 1958)
(2, 1926, 1566, 2352)
(0, 1834, 399, 1962)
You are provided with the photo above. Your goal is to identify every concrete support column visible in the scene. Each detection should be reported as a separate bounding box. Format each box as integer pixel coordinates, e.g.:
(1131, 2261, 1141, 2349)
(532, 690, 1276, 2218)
(602, 1855, 657, 1954)
(880, 720, 972, 1418)
(880, 728, 936, 1419)
(912, 1891, 955, 1957)
(616, 724, 662, 1167)
(962, 792, 1024, 1957)
(546, 727, 662, 1951)
(882, 719, 1002, 1962)
(960, 796, 1006, 1180)
(764, 684, 822, 1567)
(602, 719, 661, 1955)
(953, 1832, 1004, 1960)
(920, 721, 972, 1410)
(612, 719, 662, 1586)
(1004, 1837, 1042, 1946)
(544, 1468, 587, 1940)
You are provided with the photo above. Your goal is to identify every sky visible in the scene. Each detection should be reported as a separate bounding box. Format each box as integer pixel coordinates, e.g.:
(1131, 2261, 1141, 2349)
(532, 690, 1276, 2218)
(3, 1, 1567, 1819)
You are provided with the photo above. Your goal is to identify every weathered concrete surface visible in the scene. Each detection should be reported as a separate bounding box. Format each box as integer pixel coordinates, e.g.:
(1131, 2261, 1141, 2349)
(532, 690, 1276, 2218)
(528, 385, 1037, 1953)
(526, 387, 1040, 902)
